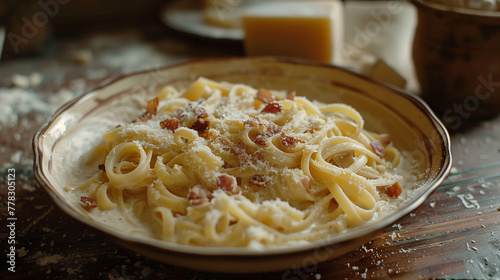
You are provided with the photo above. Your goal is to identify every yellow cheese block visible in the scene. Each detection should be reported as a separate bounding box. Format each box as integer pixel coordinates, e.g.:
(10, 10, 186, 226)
(244, 17, 333, 63)
(243, 1, 343, 64)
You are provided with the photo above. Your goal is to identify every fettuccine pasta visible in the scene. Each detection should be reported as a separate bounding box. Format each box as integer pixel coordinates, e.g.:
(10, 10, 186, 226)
(71, 77, 406, 248)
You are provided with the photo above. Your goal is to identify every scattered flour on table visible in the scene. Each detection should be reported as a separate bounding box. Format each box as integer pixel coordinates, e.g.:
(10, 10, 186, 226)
(0, 87, 77, 129)
(17, 247, 27, 257)
(11, 72, 42, 88)
(37, 254, 63, 266)
(0, 88, 51, 127)
(0, 74, 82, 168)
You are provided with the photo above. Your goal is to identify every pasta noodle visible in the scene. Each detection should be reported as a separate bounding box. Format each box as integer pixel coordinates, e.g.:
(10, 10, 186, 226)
(70, 77, 407, 248)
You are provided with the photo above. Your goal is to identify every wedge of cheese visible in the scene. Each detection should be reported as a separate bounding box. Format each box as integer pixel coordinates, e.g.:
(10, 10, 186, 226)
(344, 51, 407, 89)
(243, 1, 344, 64)
(368, 59, 407, 89)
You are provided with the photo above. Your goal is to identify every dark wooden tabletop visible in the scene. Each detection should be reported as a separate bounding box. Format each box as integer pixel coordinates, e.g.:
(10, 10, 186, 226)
(1, 13, 500, 280)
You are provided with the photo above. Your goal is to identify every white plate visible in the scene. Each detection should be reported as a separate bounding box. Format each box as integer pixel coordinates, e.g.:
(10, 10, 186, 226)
(161, 0, 244, 40)
(33, 57, 452, 273)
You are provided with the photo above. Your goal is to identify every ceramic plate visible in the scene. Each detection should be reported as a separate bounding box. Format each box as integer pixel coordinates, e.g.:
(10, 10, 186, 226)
(33, 57, 452, 273)
(161, 0, 244, 41)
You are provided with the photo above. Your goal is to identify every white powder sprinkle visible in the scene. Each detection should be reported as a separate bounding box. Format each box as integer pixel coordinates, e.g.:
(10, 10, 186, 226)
(30, 72, 42, 86)
(12, 74, 30, 88)
(399, 248, 412, 253)
(10, 150, 22, 164)
(390, 231, 398, 241)
(0, 88, 52, 127)
(23, 184, 37, 192)
(73, 49, 93, 65)
(11, 72, 42, 88)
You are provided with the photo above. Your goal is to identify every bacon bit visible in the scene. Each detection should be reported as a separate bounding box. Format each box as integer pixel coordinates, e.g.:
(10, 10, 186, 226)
(262, 102, 282, 114)
(140, 97, 159, 121)
(280, 133, 301, 148)
(188, 185, 212, 206)
(329, 198, 339, 211)
(380, 134, 391, 146)
(301, 176, 311, 193)
(98, 164, 105, 171)
(81, 196, 98, 208)
(370, 140, 386, 158)
(249, 175, 267, 188)
(254, 134, 270, 146)
(190, 119, 210, 134)
(216, 174, 240, 195)
(267, 122, 282, 135)
(193, 107, 207, 118)
(147, 97, 159, 113)
(256, 88, 274, 103)
(286, 91, 296, 101)
(160, 118, 180, 131)
(385, 182, 402, 198)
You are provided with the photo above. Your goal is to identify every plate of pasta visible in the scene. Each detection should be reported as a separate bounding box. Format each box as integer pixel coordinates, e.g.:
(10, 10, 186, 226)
(33, 57, 452, 273)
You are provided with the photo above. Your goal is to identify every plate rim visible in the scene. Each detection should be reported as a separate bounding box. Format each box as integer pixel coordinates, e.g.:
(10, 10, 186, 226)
(32, 56, 453, 257)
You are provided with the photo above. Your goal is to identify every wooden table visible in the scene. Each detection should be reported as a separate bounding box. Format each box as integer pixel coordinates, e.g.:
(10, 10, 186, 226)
(1, 26, 499, 280)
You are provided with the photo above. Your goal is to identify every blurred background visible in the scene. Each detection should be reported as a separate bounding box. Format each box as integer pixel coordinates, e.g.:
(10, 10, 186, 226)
(0, 0, 172, 58)
(2, 0, 500, 144)
(1, 1, 500, 279)
(0, 0, 420, 107)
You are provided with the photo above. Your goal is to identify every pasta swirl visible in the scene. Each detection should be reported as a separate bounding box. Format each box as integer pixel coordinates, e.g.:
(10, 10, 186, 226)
(72, 77, 406, 248)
